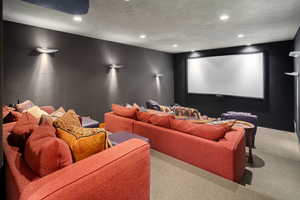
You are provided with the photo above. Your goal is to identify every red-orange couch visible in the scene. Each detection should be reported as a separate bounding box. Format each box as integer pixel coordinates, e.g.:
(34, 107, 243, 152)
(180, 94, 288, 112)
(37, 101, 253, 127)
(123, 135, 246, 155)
(3, 122, 150, 200)
(105, 112, 245, 182)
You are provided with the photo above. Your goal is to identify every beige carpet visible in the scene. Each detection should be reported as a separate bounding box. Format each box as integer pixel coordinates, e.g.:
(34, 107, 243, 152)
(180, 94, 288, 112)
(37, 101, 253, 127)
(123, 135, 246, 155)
(150, 127, 300, 200)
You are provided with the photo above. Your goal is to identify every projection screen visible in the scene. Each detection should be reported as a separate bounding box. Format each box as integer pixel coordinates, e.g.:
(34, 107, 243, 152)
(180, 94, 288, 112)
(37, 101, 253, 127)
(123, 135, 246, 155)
(187, 52, 264, 99)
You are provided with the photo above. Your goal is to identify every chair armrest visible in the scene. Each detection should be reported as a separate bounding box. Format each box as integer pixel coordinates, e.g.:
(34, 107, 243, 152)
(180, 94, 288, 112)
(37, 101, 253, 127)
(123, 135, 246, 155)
(20, 139, 150, 200)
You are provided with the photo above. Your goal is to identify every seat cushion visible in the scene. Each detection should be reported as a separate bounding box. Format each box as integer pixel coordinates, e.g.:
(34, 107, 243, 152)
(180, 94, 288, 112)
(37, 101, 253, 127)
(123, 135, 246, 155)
(170, 119, 227, 141)
(112, 104, 138, 119)
(24, 124, 73, 177)
(56, 127, 109, 161)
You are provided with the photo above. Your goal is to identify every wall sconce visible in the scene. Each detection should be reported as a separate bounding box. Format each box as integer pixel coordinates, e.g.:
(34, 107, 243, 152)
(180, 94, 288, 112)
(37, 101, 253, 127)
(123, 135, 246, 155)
(289, 51, 300, 58)
(36, 47, 59, 54)
(107, 64, 123, 69)
(155, 73, 164, 78)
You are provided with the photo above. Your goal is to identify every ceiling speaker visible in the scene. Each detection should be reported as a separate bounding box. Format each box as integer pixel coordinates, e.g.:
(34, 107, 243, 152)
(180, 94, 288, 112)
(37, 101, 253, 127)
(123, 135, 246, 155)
(22, 0, 89, 15)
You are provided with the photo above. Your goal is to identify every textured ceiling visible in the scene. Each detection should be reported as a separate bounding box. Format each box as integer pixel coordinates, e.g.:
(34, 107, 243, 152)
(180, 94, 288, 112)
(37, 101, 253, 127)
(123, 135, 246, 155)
(3, 0, 300, 53)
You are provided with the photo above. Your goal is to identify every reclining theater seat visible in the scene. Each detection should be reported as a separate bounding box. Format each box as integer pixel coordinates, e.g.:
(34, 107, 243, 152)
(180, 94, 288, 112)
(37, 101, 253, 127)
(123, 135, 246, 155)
(3, 122, 150, 200)
(105, 112, 245, 182)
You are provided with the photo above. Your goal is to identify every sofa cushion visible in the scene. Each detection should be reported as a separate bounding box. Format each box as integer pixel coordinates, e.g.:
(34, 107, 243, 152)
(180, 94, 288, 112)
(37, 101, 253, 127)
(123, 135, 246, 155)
(24, 106, 49, 120)
(170, 119, 227, 141)
(56, 127, 110, 161)
(112, 104, 138, 119)
(24, 123, 73, 177)
(53, 109, 81, 131)
(40, 106, 56, 114)
(137, 111, 153, 123)
(149, 114, 175, 128)
(16, 100, 35, 112)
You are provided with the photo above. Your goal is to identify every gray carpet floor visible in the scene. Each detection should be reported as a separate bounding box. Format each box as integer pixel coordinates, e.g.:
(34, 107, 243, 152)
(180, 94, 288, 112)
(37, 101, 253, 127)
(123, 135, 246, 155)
(150, 127, 300, 200)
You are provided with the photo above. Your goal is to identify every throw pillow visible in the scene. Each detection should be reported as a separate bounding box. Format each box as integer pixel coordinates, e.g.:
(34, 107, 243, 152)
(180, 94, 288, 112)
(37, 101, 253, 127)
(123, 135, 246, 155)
(53, 109, 81, 131)
(56, 127, 110, 161)
(2, 106, 15, 119)
(170, 119, 227, 141)
(50, 107, 66, 121)
(39, 114, 54, 126)
(40, 106, 56, 114)
(24, 106, 49, 120)
(3, 111, 23, 123)
(16, 100, 35, 112)
(149, 114, 175, 128)
(8, 113, 38, 150)
(24, 123, 73, 177)
(137, 111, 153, 123)
(112, 104, 138, 119)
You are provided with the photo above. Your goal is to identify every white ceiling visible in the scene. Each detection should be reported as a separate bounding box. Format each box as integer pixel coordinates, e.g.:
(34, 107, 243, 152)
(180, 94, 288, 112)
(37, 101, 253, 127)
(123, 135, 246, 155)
(3, 0, 300, 53)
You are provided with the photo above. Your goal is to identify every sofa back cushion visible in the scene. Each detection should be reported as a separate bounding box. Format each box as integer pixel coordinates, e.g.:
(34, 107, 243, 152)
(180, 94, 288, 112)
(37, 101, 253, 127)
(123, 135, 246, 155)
(137, 111, 153, 123)
(170, 119, 227, 141)
(149, 114, 175, 128)
(24, 124, 73, 177)
(112, 104, 138, 119)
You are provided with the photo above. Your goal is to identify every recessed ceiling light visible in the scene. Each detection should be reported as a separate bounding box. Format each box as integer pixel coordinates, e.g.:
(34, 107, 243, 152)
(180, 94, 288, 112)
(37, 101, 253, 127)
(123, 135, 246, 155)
(73, 15, 82, 22)
(124, 0, 130, 2)
(173, 44, 179, 48)
(238, 34, 245, 38)
(139, 34, 147, 39)
(191, 49, 195, 52)
(219, 14, 229, 21)
(247, 43, 252, 46)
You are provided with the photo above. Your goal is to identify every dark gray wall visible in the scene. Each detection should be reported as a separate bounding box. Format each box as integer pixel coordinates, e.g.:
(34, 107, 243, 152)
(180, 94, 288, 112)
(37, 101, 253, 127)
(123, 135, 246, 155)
(294, 26, 300, 142)
(3, 21, 174, 121)
(174, 41, 295, 132)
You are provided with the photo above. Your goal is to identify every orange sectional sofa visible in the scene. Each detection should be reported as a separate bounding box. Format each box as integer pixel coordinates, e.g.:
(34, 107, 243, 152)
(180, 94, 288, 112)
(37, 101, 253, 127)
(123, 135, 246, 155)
(3, 122, 150, 200)
(105, 112, 246, 182)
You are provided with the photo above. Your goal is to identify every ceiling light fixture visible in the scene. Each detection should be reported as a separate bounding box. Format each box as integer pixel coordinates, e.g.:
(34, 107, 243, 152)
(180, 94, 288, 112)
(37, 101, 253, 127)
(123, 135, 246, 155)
(219, 14, 229, 21)
(238, 34, 245, 38)
(247, 43, 252, 46)
(139, 34, 147, 39)
(36, 47, 59, 54)
(173, 44, 179, 48)
(124, 0, 130, 2)
(73, 15, 82, 22)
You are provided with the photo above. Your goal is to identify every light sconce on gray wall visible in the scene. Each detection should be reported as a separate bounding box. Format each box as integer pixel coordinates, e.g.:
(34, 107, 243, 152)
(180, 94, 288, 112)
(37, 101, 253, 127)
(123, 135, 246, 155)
(155, 73, 164, 78)
(36, 47, 59, 54)
(107, 64, 123, 69)
(289, 51, 300, 58)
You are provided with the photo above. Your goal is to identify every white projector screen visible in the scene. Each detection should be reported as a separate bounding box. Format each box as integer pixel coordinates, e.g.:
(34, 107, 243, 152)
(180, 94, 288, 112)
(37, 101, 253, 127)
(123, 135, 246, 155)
(187, 52, 264, 99)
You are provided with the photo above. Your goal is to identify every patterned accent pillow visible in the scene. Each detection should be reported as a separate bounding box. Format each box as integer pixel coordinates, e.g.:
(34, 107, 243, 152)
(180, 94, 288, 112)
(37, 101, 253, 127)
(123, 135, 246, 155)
(56, 127, 111, 161)
(16, 100, 35, 112)
(50, 107, 66, 121)
(53, 109, 81, 131)
(24, 106, 49, 120)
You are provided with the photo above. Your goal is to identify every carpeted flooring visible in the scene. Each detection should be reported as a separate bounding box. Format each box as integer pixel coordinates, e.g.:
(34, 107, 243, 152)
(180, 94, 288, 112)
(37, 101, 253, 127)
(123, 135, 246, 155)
(150, 127, 300, 200)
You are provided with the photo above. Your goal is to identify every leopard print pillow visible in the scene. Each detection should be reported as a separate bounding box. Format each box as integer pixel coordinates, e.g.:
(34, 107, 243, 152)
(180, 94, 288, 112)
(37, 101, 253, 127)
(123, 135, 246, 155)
(53, 110, 81, 131)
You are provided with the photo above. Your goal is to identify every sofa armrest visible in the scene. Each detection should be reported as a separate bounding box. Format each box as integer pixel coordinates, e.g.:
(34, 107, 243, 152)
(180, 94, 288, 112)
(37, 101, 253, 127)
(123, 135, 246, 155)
(20, 139, 150, 200)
